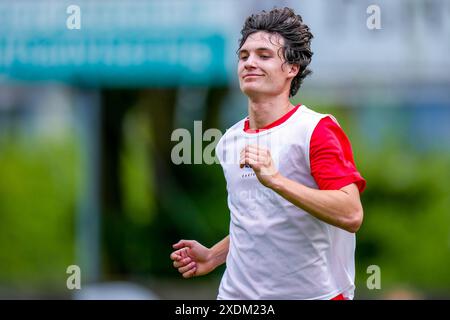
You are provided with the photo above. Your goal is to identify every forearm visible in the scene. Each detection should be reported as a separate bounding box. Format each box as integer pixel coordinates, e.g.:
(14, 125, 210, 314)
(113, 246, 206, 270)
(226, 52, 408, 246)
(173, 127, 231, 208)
(208, 235, 230, 269)
(269, 174, 363, 233)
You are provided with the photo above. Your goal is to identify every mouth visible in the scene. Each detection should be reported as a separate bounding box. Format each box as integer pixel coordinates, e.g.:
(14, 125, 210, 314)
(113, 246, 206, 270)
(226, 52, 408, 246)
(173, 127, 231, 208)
(243, 74, 264, 79)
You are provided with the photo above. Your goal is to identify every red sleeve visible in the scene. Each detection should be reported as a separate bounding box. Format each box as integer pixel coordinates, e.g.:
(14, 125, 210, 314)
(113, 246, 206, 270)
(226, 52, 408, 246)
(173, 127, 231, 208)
(310, 116, 366, 193)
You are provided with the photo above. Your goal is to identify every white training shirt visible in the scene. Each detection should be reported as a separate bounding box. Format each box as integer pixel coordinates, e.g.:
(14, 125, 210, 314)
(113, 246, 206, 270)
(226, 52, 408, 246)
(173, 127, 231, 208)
(215, 105, 356, 300)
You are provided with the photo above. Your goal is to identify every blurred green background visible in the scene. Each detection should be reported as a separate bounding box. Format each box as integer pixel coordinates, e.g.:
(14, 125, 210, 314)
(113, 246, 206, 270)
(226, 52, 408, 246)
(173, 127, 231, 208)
(0, 0, 449, 299)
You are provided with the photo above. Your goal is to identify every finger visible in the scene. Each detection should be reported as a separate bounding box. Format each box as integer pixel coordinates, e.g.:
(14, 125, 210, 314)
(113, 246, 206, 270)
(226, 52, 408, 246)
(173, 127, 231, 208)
(182, 266, 197, 279)
(180, 247, 190, 259)
(242, 145, 258, 156)
(178, 261, 196, 274)
(241, 145, 258, 153)
(251, 147, 271, 160)
(173, 257, 192, 268)
(243, 149, 261, 160)
(173, 256, 192, 268)
(244, 152, 259, 162)
(247, 146, 269, 158)
(241, 151, 260, 162)
(247, 144, 266, 153)
(239, 156, 247, 168)
(240, 163, 251, 169)
(170, 251, 182, 261)
(249, 143, 268, 150)
(243, 157, 259, 167)
(172, 248, 189, 259)
(240, 157, 254, 169)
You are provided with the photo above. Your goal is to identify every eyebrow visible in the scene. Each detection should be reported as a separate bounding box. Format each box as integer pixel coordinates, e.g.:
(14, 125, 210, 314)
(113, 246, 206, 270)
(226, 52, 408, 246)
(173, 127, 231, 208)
(239, 47, 275, 54)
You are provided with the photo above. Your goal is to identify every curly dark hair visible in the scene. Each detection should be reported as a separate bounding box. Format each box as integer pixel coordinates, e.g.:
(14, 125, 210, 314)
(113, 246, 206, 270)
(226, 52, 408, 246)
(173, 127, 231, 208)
(238, 7, 314, 97)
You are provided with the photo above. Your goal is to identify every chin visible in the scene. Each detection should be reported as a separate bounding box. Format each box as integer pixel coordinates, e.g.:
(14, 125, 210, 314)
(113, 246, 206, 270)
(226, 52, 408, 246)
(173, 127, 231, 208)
(241, 84, 264, 97)
(241, 87, 277, 99)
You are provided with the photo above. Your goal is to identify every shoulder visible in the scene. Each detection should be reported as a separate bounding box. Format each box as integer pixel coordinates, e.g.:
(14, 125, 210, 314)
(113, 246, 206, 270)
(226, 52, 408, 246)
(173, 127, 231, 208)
(215, 117, 246, 152)
(225, 117, 247, 135)
(299, 105, 330, 121)
(215, 117, 247, 166)
(309, 114, 352, 167)
(295, 105, 335, 134)
(312, 115, 348, 144)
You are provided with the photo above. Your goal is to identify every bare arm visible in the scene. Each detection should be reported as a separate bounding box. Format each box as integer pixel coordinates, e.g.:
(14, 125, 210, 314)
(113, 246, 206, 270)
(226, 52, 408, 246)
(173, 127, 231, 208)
(241, 144, 363, 233)
(270, 176, 363, 233)
(208, 235, 230, 269)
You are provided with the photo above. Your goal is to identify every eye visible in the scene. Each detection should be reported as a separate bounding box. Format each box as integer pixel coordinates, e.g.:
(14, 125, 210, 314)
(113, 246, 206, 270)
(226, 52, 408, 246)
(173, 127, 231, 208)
(239, 55, 248, 61)
(260, 55, 271, 60)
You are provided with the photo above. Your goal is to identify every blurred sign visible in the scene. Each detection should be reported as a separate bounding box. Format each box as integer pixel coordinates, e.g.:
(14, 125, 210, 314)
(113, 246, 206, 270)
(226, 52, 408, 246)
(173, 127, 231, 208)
(1, 0, 449, 87)
(0, 0, 228, 86)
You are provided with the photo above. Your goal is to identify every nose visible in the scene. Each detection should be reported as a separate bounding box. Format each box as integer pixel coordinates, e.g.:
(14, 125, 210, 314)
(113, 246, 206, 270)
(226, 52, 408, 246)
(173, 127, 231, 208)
(244, 54, 257, 70)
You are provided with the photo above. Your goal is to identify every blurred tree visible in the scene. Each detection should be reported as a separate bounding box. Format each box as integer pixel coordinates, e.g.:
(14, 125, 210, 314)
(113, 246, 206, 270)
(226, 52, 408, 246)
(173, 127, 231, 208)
(99, 87, 230, 278)
(100, 89, 137, 276)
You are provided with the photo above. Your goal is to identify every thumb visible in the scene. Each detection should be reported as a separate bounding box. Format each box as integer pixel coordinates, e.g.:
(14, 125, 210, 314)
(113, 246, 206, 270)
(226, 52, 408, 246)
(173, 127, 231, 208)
(173, 239, 192, 249)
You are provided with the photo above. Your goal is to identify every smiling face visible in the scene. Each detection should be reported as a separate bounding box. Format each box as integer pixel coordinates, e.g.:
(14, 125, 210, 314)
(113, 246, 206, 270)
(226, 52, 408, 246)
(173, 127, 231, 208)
(238, 31, 299, 99)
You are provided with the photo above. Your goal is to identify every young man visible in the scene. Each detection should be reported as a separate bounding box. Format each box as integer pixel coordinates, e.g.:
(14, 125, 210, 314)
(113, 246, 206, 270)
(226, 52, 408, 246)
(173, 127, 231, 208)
(170, 7, 366, 300)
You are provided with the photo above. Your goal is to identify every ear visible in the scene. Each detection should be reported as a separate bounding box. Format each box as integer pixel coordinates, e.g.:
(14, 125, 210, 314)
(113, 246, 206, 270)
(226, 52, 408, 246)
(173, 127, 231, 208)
(287, 64, 300, 79)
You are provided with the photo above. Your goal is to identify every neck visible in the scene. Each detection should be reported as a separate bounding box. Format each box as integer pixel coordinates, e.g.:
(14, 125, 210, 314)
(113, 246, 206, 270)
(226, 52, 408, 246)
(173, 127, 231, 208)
(247, 93, 294, 129)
